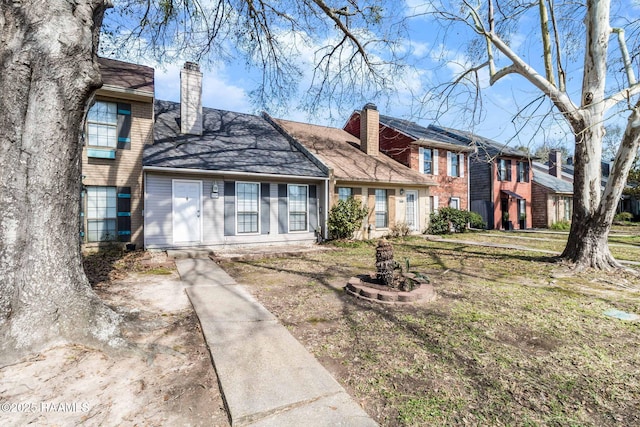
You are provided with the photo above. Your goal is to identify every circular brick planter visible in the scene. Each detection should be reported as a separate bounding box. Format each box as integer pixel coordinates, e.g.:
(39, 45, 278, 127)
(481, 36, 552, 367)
(345, 275, 436, 305)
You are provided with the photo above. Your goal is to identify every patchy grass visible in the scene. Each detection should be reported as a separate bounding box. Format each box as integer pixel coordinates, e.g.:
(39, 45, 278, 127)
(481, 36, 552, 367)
(223, 237, 640, 426)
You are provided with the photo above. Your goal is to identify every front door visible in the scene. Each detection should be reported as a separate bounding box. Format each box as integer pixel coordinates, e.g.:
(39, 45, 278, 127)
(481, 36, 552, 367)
(173, 180, 201, 243)
(405, 191, 419, 231)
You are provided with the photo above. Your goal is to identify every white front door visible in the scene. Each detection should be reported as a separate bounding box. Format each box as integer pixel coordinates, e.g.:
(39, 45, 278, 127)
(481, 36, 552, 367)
(173, 180, 202, 243)
(405, 191, 419, 231)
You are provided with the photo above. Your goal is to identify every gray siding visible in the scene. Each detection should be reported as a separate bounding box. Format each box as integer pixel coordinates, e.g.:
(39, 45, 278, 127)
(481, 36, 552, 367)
(144, 172, 322, 249)
(469, 158, 492, 203)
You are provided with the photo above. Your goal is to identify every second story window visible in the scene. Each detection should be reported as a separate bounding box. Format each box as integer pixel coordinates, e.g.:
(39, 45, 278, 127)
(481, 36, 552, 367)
(423, 149, 433, 174)
(87, 101, 118, 148)
(517, 161, 530, 182)
(498, 159, 512, 181)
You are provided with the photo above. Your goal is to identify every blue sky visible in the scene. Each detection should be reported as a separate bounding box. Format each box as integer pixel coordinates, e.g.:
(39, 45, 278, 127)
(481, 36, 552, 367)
(103, 0, 640, 154)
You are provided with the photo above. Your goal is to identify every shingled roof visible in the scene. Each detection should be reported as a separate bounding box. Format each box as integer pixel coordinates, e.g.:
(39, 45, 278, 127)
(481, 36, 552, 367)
(274, 118, 435, 186)
(378, 115, 473, 150)
(532, 166, 574, 194)
(144, 100, 327, 178)
(428, 125, 530, 159)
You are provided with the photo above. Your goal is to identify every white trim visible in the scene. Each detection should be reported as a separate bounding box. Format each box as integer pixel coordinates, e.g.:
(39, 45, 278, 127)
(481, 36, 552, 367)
(143, 165, 327, 182)
(449, 197, 461, 209)
(172, 179, 203, 244)
(287, 184, 309, 233)
(235, 181, 261, 235)
(433, 149, 439, 175)
(405, 190, 419, 231)
(447, 152, 452, 176)
(459, 153, 465, 178)
(418, 147, 425, 174)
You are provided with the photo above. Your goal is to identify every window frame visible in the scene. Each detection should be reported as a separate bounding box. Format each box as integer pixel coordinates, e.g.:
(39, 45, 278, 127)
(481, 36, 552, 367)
(374, 189, 388, 228)
(236, 182, 260, 234)
(449, 197, 461, 210)
(288, 184, 308, 232)
(517, 161, 530, 182)
(337, 187, 353, 201)
(498, 159, 512, 181)
(423, 148, 433, 174)
(85, 186, 118, 242)
(87, 101, 118, 149)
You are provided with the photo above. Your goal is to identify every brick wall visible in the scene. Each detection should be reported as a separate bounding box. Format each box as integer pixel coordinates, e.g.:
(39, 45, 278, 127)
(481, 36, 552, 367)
(531, 182, 549, 228)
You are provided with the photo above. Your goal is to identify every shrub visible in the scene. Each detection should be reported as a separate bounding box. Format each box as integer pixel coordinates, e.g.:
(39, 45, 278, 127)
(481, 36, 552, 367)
(467, 211, 486, 229)
(614, 212, 634, 222)
(550, 220, 571, 230)
(327, 198, 368, 240)
(428, 207, 478, 234)
(387, 222, 411, 238)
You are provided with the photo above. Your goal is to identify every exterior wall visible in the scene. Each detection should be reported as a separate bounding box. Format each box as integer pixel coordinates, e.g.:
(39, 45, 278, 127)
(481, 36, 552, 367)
(330, 182, 430, 239)
(82, 95, 153, 247)
(531, 182, 549, 228)
(491, 158, 533, 230)
(144, 172, 326, 248)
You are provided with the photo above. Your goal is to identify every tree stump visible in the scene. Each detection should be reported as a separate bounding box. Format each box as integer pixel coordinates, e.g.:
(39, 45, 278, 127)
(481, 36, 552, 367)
(375, 240, 395, 287)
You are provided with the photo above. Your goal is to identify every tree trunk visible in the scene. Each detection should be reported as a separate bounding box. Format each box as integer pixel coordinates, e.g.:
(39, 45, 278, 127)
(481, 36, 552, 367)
(0, 0, 121, 363)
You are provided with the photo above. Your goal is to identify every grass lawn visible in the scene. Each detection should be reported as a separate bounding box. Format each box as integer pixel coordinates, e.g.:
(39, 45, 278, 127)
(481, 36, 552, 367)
(223, 236, 640, 426)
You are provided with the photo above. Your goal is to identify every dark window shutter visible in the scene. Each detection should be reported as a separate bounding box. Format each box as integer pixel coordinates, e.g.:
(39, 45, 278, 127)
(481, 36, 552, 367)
(353, 187, 361, 196)
(261, 183, 270, 235)
(278, 184, 287, 234)
(308, 185, 318, 231)
(117, 187, 131, 242)
(507, 160, 512, 181)
(117, 103, 132, 150)
(224, 181, 236, 236)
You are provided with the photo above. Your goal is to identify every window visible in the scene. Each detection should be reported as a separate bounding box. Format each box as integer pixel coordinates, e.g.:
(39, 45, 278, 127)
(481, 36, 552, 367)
(450, 153, 459, 177)
(289, 185, 308, 232)
(87, 101, 117, 148)
(86, 186, 117, 242)
(375, 189, 388, 228)
(337, 187, 352, 201)
(498, 159, 512, 181)
(237, 182, 259, 233)
(449, 197, 460, 209)
(430, 196, 439, 214)
(423, 149, 433, 174)
(517, 161, 530, 182)
(564, 197, 572, 221)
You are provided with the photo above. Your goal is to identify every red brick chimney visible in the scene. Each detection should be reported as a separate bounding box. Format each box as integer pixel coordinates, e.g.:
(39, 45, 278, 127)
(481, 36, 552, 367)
(549, 149, 562, 178)
(360, 103, 379, 157)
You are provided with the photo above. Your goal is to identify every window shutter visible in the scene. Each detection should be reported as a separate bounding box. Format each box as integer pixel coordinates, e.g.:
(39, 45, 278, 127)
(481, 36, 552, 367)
(117, 103, 132, 150)
(261, 183, 270, 235)
(224, 181, 235, 236)
(459, 154, 465, 177)
(446, 152, 452, 176)
(507, 160, 512, 181)
(433, 196, 439, 213)
(278, 184, 287, 234)
(117, 187, 131, 242)
(433, 149, 439, 175)
(418, 147, 424, 174)
(308, 185, 318, 232)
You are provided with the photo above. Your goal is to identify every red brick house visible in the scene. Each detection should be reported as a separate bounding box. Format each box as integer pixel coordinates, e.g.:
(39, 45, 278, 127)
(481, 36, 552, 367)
(428, 126, 533, 230)
(344, 107, 473, 214)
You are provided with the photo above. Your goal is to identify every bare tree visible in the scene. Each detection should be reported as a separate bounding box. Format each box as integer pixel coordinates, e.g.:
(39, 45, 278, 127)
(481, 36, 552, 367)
(426, 0, 640, 270)
(0, 0, 393, 361)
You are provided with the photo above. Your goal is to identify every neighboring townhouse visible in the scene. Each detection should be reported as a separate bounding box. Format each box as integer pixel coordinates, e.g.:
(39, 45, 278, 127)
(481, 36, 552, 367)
(343, 108, 473, 212)
(82, 57, 155, 248)
(143, 63, 328, 248)
(428, 126, 533, 230)
(531, 158, 574, 228)
(272, 104, 436, 238)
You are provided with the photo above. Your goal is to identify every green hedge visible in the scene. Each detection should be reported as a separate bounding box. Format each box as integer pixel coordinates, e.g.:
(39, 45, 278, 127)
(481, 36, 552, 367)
(428, 208, 486, 234)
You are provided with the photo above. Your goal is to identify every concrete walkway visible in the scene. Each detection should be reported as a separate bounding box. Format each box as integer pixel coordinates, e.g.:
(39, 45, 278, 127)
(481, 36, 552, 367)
(175, 258, 377, 427)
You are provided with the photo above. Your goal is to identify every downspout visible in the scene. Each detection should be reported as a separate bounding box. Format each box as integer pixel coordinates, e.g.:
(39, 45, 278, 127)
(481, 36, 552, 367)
(143, 171, 147, 249)
(324, 177, 330, 241)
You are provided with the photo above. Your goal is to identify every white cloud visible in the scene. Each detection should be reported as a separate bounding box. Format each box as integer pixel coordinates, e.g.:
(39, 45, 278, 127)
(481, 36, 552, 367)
(153, 62, 252, 113)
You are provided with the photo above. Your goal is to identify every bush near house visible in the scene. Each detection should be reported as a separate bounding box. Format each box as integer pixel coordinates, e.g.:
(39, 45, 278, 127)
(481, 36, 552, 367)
(614, 212, 634, 222)
(428, 207, 485, 234)
(327, 198, 369, 240)
(550, 220, 571, 230)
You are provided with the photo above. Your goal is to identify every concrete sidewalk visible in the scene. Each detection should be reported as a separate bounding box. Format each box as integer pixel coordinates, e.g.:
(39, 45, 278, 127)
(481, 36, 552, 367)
(176, 258, 377, 427)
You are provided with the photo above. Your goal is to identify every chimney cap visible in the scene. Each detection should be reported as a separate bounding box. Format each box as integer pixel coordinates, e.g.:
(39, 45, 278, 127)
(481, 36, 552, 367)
(363, 103, 378, 111)
(184, 61, 200, 72)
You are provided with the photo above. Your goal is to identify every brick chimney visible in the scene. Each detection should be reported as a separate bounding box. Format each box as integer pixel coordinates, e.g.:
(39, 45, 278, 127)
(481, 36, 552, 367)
(549, 149, 562, 178)
(180, 62, 203, 135)
(360, 103, 379, 156)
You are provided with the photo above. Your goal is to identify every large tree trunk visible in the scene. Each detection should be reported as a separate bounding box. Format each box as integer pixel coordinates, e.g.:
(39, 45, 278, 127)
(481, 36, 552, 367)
(0, 0, 121, 363)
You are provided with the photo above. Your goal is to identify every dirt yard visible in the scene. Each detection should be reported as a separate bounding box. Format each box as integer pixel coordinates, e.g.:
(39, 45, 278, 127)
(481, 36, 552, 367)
(0, 250, 229, 426)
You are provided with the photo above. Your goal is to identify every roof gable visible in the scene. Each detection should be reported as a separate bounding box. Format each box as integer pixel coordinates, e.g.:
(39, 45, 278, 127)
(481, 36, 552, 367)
(144, 100, 326, 178)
